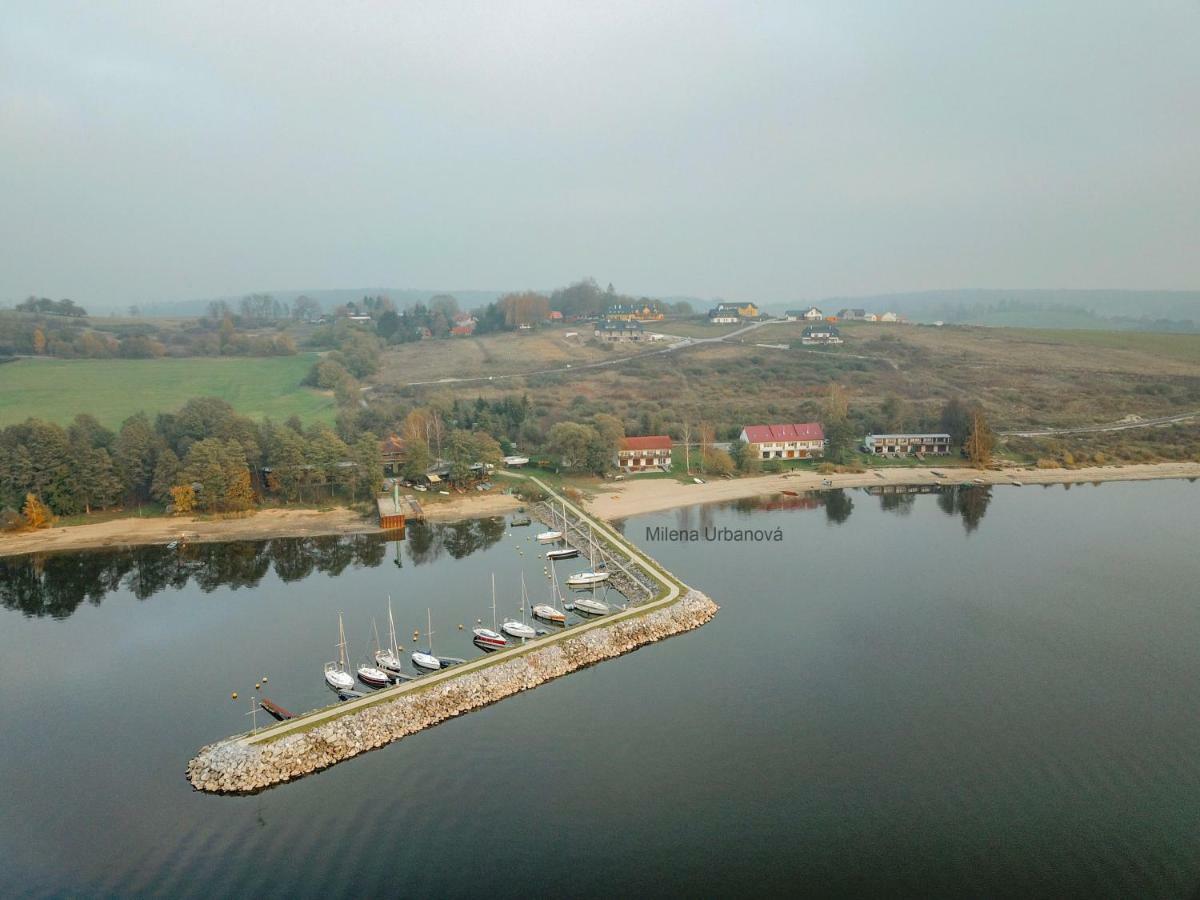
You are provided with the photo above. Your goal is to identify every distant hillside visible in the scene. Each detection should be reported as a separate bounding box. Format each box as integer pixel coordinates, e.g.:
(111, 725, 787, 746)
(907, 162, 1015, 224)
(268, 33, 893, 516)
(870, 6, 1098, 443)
(804, 290, 1200, 332)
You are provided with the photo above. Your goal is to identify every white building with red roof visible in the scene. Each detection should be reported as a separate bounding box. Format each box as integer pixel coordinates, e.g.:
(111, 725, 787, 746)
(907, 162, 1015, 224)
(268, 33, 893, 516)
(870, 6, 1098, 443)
(617, 435, 673, 473)
(739, 423, 825, 460)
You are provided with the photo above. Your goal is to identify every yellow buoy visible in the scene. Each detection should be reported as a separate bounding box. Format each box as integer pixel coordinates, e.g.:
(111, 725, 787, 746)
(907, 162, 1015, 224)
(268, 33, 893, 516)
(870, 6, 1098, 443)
(255, 683, 260, 690)
(458, 623, 464, 630)
(231, 692, 238, 700)
(262, 676, 268, 683)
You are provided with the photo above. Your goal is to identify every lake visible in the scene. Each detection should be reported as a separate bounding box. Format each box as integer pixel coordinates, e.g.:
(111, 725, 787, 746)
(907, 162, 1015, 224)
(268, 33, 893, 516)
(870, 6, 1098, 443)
(2, 481, 1199, 897)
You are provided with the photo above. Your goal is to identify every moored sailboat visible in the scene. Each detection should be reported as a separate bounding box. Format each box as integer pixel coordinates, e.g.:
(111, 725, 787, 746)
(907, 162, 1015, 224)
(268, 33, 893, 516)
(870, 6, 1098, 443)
(533, 559, 569, 624)
(323, 613, 356, 692)
(357, 620, 392, 687)
(502, 574, 537, 639)
(412, 609, 442, 670)
(374, 598, 413, 680)
(536, 530, 563, 543)
(474, 575, 509, 650)
(545, 547, 579, 561)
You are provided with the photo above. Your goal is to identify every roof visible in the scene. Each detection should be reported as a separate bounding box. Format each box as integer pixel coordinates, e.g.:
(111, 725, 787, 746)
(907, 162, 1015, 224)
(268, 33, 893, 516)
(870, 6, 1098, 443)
(380, 434, 406, 455)
(596, 319, 644, 331)
(741, 423, 825, 444)
(619, 435, 673, 451)
(802, 324, 839, 334)
(867, 433, 950, 441)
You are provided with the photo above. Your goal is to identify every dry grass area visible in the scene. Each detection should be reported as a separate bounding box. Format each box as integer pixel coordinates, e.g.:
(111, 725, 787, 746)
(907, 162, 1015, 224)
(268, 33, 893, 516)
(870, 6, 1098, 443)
(369, 322, 1200, 459)
(373, 329, 649, 386)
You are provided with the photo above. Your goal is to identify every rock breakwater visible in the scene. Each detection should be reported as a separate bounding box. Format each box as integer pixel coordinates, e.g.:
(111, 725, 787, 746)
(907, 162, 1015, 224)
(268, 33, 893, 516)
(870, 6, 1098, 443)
(188, 589, 719, 794)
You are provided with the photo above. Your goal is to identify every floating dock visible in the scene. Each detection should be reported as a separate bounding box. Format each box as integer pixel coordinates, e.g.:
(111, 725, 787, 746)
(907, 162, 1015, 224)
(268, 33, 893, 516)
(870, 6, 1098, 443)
(258, 698, 294, 721)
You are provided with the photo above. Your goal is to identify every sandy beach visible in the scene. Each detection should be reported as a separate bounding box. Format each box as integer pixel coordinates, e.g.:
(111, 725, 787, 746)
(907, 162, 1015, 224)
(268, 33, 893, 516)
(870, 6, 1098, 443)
(584, 461, 1200, 520)
(0, 491, 521, 558)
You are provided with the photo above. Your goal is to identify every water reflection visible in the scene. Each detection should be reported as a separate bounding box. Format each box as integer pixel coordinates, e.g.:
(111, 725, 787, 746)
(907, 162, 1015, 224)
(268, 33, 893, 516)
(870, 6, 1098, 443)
(0, 517, 508, 619)
(935, 484, 993, 533)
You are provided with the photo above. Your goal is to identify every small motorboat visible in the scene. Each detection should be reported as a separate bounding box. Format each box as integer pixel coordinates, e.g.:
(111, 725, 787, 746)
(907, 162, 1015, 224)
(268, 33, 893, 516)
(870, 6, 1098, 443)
(545, 547, 579, 561)
(567, 571, 610, 589)
(510, 514, 532, 526)
(165, 539, 180, 550)
(337, 689, 365, 701)
(357, 664, 391, 687)
(573, 595, 610, 616)
(536, 530, 563, 543)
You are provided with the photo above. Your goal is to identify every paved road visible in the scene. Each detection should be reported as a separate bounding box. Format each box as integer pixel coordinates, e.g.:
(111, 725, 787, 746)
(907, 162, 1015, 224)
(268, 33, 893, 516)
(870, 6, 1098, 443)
(1001, 410, 1200, 437)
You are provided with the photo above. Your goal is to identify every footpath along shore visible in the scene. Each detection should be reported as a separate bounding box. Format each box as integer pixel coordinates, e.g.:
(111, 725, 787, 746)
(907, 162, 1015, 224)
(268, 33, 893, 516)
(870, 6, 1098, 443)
(0, 492, 520, 559)
(584, 461, 1200, 520)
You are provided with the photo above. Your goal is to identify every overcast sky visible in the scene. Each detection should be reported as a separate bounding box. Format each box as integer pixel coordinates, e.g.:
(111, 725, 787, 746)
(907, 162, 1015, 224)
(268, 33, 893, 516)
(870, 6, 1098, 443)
(2, 1, 1197, 307)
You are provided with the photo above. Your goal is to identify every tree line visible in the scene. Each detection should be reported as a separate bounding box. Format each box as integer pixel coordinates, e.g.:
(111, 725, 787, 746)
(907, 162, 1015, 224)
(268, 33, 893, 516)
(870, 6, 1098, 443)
(0, 397, 384, 530)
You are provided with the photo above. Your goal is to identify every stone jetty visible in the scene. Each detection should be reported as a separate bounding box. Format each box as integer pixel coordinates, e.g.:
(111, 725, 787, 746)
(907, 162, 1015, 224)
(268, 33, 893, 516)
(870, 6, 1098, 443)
(187, 589, 718, 794)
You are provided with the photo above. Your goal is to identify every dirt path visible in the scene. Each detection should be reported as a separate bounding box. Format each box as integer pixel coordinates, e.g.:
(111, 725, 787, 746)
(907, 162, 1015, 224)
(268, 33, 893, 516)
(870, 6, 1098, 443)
(584, 461, 1200, 520)
(0, 492, 522, 558)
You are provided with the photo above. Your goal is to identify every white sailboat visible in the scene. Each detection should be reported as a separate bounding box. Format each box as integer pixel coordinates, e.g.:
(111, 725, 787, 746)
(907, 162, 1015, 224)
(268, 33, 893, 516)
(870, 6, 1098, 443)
(474, 575, 508, 650)
(323, 613, 355, 691)
(502, 574, 537, 639)
(533, 559, 569, 624)
(567, 527, 611, 588)
(374, 597, 410, 679)
(572, 591, 610, 616)
(412, 609, 442, 670)
(536, 530, 563, 544)
(357, 620, 392, 687)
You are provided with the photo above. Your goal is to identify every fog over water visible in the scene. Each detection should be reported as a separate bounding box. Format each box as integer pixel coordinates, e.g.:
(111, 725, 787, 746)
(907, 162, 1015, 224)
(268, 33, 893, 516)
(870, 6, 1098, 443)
(3, 2, 1198, 306)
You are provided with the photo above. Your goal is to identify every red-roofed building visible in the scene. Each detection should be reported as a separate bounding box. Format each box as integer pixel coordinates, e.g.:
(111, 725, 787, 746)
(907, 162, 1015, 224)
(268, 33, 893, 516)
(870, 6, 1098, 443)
(739, 423, 825, 460)
(380, 434, 406, 476)
(617, 435, 673, 473)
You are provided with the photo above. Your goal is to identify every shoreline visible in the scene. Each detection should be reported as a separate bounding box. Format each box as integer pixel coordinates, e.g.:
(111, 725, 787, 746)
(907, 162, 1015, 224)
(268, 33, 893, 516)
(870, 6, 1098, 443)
(0, 492, 521, 559)
(3, 462, 1197, 557)
(584, 461, 1200, 520)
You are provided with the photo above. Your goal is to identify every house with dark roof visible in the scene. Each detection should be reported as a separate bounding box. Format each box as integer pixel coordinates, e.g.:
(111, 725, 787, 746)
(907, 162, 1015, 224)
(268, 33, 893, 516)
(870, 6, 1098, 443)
(616, 435, 673, 473)
(801, 323, 842, 345)
(837, 308, 867, 320)
(594, 319, 645, 342)
(740, 422, 826, 460)
(606, 302, 664, 321)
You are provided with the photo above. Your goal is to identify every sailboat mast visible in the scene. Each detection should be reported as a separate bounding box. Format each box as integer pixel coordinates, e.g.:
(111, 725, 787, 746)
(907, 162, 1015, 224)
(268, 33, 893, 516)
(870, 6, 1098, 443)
(388, 598, 399, 657)
(491, 573, 498, 632)
(426, 608, 434, 655)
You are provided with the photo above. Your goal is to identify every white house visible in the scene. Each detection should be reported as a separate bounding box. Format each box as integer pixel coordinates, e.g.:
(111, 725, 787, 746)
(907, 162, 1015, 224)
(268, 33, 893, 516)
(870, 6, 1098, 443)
(802, 306, 824, 320)
(801, 324, 843, 345)
(879, 311, 899, 322)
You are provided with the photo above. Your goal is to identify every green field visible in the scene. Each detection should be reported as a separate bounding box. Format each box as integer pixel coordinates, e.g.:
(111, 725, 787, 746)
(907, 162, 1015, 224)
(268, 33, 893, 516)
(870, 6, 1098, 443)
(0, 355, 335, 427)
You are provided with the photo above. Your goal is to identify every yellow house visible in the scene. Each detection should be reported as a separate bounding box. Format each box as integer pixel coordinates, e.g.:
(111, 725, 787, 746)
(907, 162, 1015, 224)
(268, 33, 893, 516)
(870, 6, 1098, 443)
(606, 302, 664, 321)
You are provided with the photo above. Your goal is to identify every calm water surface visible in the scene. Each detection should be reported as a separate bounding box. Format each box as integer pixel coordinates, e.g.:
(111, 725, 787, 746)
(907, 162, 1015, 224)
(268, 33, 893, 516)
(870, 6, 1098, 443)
(2, 481, 1199, 897)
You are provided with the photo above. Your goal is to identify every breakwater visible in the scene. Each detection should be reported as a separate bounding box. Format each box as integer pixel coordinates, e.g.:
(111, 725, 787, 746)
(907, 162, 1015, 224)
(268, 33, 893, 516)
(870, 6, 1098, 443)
(187, 588, 718, 794)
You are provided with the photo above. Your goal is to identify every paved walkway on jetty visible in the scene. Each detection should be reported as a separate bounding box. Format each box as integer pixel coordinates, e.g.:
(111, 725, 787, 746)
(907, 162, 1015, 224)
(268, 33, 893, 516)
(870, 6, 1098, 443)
(242, 476, 682, 746)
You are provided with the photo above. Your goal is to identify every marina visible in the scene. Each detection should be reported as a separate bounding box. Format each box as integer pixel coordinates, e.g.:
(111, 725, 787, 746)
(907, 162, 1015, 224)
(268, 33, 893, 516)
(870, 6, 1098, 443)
(186, 478, 713, 792)
(5, 481, 1200, 895)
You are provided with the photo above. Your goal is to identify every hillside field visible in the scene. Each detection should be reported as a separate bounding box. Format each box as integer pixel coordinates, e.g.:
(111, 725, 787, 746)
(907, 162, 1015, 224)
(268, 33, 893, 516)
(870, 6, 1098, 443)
(0, 355, 335, 427)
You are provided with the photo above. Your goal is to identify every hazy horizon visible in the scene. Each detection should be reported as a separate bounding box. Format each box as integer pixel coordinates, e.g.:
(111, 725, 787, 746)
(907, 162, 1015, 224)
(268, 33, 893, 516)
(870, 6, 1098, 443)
(3, 2, 1198, 307)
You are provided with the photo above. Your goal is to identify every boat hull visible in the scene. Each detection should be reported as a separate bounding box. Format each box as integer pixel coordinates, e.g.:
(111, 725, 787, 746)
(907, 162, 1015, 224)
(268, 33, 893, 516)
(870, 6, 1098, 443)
(411, 651, 441, 670)
(566, 572, 610, 588)
(536, 531, 563, 543)
(357, 666, 391, 687)
(501, 621, 536, 639)
(472, 628, 508, 649)
(532, 605, 566, 624)
(324, 667, 354, 691)
(573, 600, 610, 616)
(545, 548, 579, 560)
